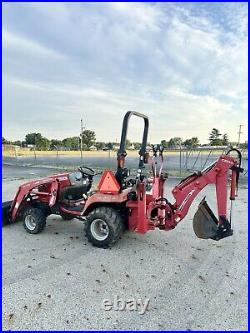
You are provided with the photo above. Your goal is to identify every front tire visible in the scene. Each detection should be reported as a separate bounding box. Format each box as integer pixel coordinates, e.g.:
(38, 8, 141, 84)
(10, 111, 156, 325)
(23, 208, 46, 234)
(85, 207, 125, 248)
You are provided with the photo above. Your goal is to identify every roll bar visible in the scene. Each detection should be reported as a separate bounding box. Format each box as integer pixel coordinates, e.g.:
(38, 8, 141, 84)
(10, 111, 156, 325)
(117, 111, 149, 171)
(118, 111, 149, 156)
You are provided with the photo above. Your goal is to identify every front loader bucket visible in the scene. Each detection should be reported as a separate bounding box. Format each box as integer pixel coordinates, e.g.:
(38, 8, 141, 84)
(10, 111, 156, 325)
(193, 198, 218, 239)
(2, 201, 13, 226)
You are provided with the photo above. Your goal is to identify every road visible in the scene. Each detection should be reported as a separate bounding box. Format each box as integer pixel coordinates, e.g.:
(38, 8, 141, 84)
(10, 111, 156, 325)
(2, 166, 248, 330)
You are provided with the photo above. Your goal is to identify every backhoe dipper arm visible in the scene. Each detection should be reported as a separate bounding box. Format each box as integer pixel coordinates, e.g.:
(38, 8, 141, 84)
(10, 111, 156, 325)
(171, 154, 241, 226)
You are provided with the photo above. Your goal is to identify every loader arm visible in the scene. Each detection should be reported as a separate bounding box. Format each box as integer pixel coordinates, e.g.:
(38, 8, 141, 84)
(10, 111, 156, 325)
(11, 178, 59, 221)
(171, 152, 243, 239)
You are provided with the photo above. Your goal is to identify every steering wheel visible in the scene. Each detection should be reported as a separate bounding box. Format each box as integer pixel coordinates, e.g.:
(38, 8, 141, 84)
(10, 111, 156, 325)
(78, 166, 95, 177)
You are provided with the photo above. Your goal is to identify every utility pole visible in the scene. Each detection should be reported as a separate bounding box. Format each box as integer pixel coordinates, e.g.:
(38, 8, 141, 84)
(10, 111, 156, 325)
(80, 119, 83, 164)
(34, 133, 37, 162)
(237, 125, 243, 147)
(179, 142, 182, 176)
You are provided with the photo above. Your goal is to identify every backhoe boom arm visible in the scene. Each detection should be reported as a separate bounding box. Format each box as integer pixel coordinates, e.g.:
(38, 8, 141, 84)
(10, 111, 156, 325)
(172, 153, 241, 227)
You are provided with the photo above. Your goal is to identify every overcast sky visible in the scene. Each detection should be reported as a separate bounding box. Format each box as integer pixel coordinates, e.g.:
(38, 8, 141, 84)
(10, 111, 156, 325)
(2, 2, 248, 144)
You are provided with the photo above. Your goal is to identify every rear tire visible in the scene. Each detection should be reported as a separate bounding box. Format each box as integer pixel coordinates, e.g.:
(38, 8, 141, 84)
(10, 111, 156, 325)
(23, 208, 46, 234)
(85, 207, 125, 248)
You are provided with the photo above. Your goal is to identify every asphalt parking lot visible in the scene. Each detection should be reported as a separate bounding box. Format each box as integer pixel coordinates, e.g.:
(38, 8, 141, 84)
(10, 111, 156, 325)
(2, 171, 248, 331)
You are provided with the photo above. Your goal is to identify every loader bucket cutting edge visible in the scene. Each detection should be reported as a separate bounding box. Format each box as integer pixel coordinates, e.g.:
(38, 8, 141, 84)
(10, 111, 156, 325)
(193, 199, 218, 239)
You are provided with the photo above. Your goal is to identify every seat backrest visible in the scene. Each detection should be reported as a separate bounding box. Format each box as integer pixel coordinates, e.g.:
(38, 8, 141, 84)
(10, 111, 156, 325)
(59, 184, 90, 201)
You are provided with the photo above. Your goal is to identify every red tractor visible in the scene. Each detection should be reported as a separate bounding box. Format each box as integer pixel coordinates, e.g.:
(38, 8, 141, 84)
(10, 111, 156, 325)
(2, 112, 243, 248)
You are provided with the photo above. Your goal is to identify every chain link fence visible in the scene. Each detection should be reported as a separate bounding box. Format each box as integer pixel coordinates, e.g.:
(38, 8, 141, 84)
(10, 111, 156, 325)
(2, 145, 248, 178)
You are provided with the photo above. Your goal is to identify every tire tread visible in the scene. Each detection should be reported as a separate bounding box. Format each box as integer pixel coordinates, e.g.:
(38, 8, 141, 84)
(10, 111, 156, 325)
(85, 206, 124, 248)
(23, 207, 46, 234)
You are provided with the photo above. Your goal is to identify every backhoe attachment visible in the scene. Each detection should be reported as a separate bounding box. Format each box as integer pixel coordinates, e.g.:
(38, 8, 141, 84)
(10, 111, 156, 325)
(172, 148, 243, 241)
(192, 148, 243, 241)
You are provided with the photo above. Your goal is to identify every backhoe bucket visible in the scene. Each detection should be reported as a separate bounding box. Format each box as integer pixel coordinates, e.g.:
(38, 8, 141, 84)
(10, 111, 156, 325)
(2, 201, 12, 226)
(193, 198, 218, 239)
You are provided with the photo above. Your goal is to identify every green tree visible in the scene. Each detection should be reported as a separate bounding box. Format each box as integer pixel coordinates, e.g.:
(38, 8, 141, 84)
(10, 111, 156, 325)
(209, 128, 222, 146)
(36, 137, 51, 151)
(50, 139, 63, 150)
(125, 139, 131, 149)
(25, 133, 42, 145)
(183, 139, 192, 148)
(107, 142, 113, 150)
(184, 137, 199, 148)
(62, 138, 71, 150)
(82, 130, 96, 149)
(239, 141, 248, 149)
(2, 137, 8, 144)
(133, 142, 141, 150)
(70, 137, 80, 150)
(12, 140, 22, 146)
(160, 140, 168, 148)
(62, 137, 80, 150)
(222, 133, 229, 146)
(25, 133, 51, 150)
(96, 142, 105, 150)
(168, 137, 182, 148)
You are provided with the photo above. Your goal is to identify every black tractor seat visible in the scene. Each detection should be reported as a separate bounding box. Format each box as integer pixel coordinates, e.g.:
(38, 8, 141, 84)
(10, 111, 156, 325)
(59, 184, 90, 201)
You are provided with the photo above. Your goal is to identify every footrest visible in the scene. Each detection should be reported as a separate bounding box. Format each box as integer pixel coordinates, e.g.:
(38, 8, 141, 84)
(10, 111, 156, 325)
(61, 204, 84, 213)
